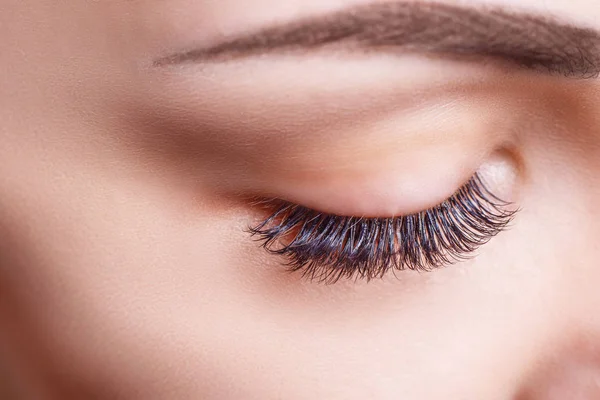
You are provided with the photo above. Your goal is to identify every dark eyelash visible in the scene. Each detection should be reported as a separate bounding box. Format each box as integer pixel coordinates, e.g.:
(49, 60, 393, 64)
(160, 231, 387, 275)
(249, 174, 517, 284)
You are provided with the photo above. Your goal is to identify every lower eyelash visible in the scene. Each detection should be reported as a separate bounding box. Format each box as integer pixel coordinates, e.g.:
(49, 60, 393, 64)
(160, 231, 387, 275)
(249, 174, 517, 283)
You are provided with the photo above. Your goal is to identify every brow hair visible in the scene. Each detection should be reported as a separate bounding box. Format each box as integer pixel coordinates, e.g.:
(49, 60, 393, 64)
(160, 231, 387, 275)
(155, 2, 600, 79)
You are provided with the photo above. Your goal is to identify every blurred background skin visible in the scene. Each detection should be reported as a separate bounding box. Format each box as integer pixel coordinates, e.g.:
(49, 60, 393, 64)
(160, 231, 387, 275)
(1, 0, 600, 399)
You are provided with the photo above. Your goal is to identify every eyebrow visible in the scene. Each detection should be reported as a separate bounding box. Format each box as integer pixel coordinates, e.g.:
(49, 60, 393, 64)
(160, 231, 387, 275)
(155, 1, 600, 79)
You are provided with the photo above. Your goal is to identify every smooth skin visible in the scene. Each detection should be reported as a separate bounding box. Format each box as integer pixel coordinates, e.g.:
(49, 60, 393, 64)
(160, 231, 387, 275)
(1, 0, 600, 399)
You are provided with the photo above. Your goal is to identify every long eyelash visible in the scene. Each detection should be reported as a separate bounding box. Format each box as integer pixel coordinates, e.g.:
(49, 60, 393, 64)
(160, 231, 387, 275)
(249, 174, 517, 283)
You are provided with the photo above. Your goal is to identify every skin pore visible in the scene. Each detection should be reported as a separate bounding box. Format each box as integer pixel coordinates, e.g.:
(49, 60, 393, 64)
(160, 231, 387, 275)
(1, 0, 600, 398)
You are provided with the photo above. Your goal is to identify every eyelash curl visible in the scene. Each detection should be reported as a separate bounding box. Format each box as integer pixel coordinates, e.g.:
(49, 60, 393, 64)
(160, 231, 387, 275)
(249, 174, 517, 283)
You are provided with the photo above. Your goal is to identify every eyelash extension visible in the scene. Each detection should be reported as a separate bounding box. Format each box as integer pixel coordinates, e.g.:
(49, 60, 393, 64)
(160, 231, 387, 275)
(249, 174, 516, 283)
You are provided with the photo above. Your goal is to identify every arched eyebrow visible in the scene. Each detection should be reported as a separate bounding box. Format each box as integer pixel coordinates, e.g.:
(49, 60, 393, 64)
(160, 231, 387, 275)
(154, 1, 600, 79)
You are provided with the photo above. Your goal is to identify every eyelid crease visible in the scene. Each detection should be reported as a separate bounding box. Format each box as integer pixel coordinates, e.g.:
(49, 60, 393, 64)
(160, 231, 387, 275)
(248, 173, 517, 284)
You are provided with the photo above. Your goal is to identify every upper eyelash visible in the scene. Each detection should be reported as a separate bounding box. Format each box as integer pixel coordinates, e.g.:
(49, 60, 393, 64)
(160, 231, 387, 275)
(249, 174, 517, 284)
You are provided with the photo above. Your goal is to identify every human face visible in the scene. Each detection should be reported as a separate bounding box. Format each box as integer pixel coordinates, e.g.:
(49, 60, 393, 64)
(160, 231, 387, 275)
(1, 0, 600, 398)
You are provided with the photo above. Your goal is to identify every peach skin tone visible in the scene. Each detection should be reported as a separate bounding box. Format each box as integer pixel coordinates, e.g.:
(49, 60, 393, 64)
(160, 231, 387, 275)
(1, 0, 600, 399)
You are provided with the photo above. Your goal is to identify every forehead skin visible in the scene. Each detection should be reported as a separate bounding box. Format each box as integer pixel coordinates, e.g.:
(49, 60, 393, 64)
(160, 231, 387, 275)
(1, 0, 600, 399)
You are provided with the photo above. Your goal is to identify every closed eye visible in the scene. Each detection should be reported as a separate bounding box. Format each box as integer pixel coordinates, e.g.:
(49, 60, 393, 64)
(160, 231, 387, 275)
(249, 173, 517, 284)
